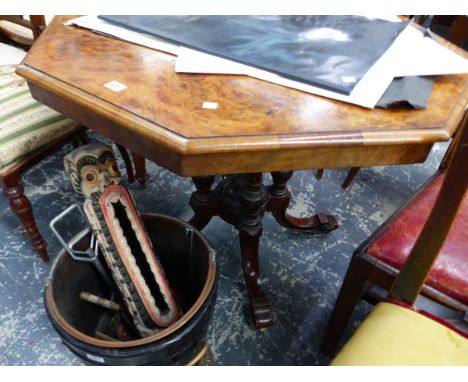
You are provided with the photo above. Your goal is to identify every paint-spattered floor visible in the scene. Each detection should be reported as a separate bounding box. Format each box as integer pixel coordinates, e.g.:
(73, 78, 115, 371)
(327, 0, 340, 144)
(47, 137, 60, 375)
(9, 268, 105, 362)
(0, 127, 448, 365)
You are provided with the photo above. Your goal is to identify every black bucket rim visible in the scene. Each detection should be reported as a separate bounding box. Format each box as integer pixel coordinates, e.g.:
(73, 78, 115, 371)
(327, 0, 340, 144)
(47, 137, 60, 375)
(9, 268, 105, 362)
(45, 212, 217, 349)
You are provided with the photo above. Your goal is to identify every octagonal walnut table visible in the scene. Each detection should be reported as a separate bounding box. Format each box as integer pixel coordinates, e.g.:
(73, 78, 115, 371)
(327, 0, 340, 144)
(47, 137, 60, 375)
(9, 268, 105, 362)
(17, 16, 468, 328)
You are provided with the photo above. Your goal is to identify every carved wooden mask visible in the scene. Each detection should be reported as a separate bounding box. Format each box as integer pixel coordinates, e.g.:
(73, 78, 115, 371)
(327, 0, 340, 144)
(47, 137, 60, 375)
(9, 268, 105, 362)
(63, 143, 121, 199)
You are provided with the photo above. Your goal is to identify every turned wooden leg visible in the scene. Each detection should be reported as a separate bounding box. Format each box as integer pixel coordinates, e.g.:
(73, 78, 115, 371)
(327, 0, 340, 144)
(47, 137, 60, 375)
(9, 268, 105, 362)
(189, 176, 216, 230)
(78, 129, 89, 145)
(320, 254, 374, 357)
(131, 152, 148, 189)
(115, 144, 135, 184)
(268, 171, 338, 232)
(72, 129, 89, 148)
(341, 167, 361, 189)
(237, 173, 272, 328)
(3, 183, 48, 262)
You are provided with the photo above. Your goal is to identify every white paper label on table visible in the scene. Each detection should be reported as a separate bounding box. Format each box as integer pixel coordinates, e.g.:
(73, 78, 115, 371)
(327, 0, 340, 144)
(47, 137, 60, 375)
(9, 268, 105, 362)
(104, 81, 127, 92)
(202, 101, 219, 109)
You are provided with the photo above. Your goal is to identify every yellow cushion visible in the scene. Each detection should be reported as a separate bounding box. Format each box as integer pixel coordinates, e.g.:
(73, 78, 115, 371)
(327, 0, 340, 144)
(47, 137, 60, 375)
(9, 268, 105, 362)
(331, 302, 468, 366)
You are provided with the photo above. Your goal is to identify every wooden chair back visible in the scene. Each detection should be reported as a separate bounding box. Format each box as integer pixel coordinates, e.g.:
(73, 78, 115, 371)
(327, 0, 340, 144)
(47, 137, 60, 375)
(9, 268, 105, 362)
(0, 16, 46, 46)
(389, 111, 468, 304)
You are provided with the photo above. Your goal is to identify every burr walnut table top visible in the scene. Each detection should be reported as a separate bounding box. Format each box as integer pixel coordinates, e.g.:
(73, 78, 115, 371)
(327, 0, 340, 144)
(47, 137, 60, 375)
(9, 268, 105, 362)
(17, 16, 468, 176)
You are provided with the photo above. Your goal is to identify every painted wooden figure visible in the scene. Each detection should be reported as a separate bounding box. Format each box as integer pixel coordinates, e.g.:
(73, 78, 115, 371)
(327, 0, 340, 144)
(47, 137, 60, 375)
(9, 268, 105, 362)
(64, 143, 179, 337)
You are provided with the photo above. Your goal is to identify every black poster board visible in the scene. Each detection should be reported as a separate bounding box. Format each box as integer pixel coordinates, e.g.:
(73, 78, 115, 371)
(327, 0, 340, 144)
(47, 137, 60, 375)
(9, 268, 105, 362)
(100, 15, 409, 95)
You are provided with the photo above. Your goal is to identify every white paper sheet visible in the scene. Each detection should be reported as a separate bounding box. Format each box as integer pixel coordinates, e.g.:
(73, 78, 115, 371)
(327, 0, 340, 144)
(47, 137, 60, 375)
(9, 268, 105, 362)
(383, 26, 468, 77)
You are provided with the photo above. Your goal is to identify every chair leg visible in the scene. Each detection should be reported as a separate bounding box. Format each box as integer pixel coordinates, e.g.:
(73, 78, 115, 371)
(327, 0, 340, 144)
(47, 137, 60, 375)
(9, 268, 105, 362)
(320, 254, 374, 357)
(341, 167, 361, 189)
(115, 144, 135, 184)
(315, 169, 324, 180)
(131, 152, 148, 189)
(78, 129, 89, 145)
(72, 129, 89, 148)
(3, 182, 48, 262)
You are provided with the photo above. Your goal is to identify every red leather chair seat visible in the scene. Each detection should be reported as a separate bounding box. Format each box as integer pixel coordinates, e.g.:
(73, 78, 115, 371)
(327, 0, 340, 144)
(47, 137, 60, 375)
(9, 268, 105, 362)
(366, 172, 468, 305)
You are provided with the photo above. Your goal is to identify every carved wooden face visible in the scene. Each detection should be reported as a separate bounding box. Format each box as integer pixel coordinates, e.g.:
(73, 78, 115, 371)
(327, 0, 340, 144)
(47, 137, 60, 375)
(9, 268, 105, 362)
(64, 144, 121, 199)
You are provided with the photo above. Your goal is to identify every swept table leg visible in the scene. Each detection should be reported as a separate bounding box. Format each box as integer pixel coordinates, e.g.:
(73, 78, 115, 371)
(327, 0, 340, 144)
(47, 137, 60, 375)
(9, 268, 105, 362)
(268, 171, 338, 233)
(189, 170, 337, 329)
(189, 176, 216, 230)
(237, 173, 272, 328)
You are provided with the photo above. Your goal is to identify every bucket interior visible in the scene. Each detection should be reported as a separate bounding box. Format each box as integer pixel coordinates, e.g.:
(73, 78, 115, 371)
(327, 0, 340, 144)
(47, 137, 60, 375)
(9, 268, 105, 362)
(48, 213, 213, 343)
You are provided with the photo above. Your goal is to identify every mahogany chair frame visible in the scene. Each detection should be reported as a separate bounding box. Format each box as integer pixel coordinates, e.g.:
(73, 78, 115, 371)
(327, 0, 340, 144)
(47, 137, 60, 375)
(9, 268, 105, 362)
(321, 111, 468, 357)
(114, 145, 148, 187)
(0, 129, 88, 262)
(0, 15, 46, 47)
(331, 107, 468, 365)
(0, 16, 148, 262)
(0, 133, 147, 263)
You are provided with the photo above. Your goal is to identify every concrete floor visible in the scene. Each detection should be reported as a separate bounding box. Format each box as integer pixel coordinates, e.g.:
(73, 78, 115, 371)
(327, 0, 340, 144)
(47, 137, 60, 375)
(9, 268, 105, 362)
(0, 128, 447, 365)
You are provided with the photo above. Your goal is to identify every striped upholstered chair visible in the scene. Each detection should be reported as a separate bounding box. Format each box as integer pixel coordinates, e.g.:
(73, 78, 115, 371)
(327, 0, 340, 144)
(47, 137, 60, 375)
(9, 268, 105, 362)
(0, 62, 87, 262)
(0, 17, 148, 262)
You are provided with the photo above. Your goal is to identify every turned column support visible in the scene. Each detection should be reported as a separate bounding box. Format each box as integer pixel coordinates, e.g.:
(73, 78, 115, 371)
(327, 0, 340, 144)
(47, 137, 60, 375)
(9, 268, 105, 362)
(187, 170, 338, 329)
(237, 173, 272, 328)
(189, 176, 216, 230)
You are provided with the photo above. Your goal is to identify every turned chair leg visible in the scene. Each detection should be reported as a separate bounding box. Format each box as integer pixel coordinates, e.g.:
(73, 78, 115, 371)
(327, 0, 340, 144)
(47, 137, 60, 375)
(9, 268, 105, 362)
(315, 167, 361, 189)
(3, 182, 49, 262)
(72, 128, 89, 148)
(112, 146, 148, 188)
(78, 129, 89, 145)
(115, 144, 135, 184)
(341, 167, 361, 189)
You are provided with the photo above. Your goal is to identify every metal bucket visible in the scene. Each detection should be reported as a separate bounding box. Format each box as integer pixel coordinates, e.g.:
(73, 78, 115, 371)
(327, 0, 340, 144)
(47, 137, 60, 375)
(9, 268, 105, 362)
(44, 213, 218, 365)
